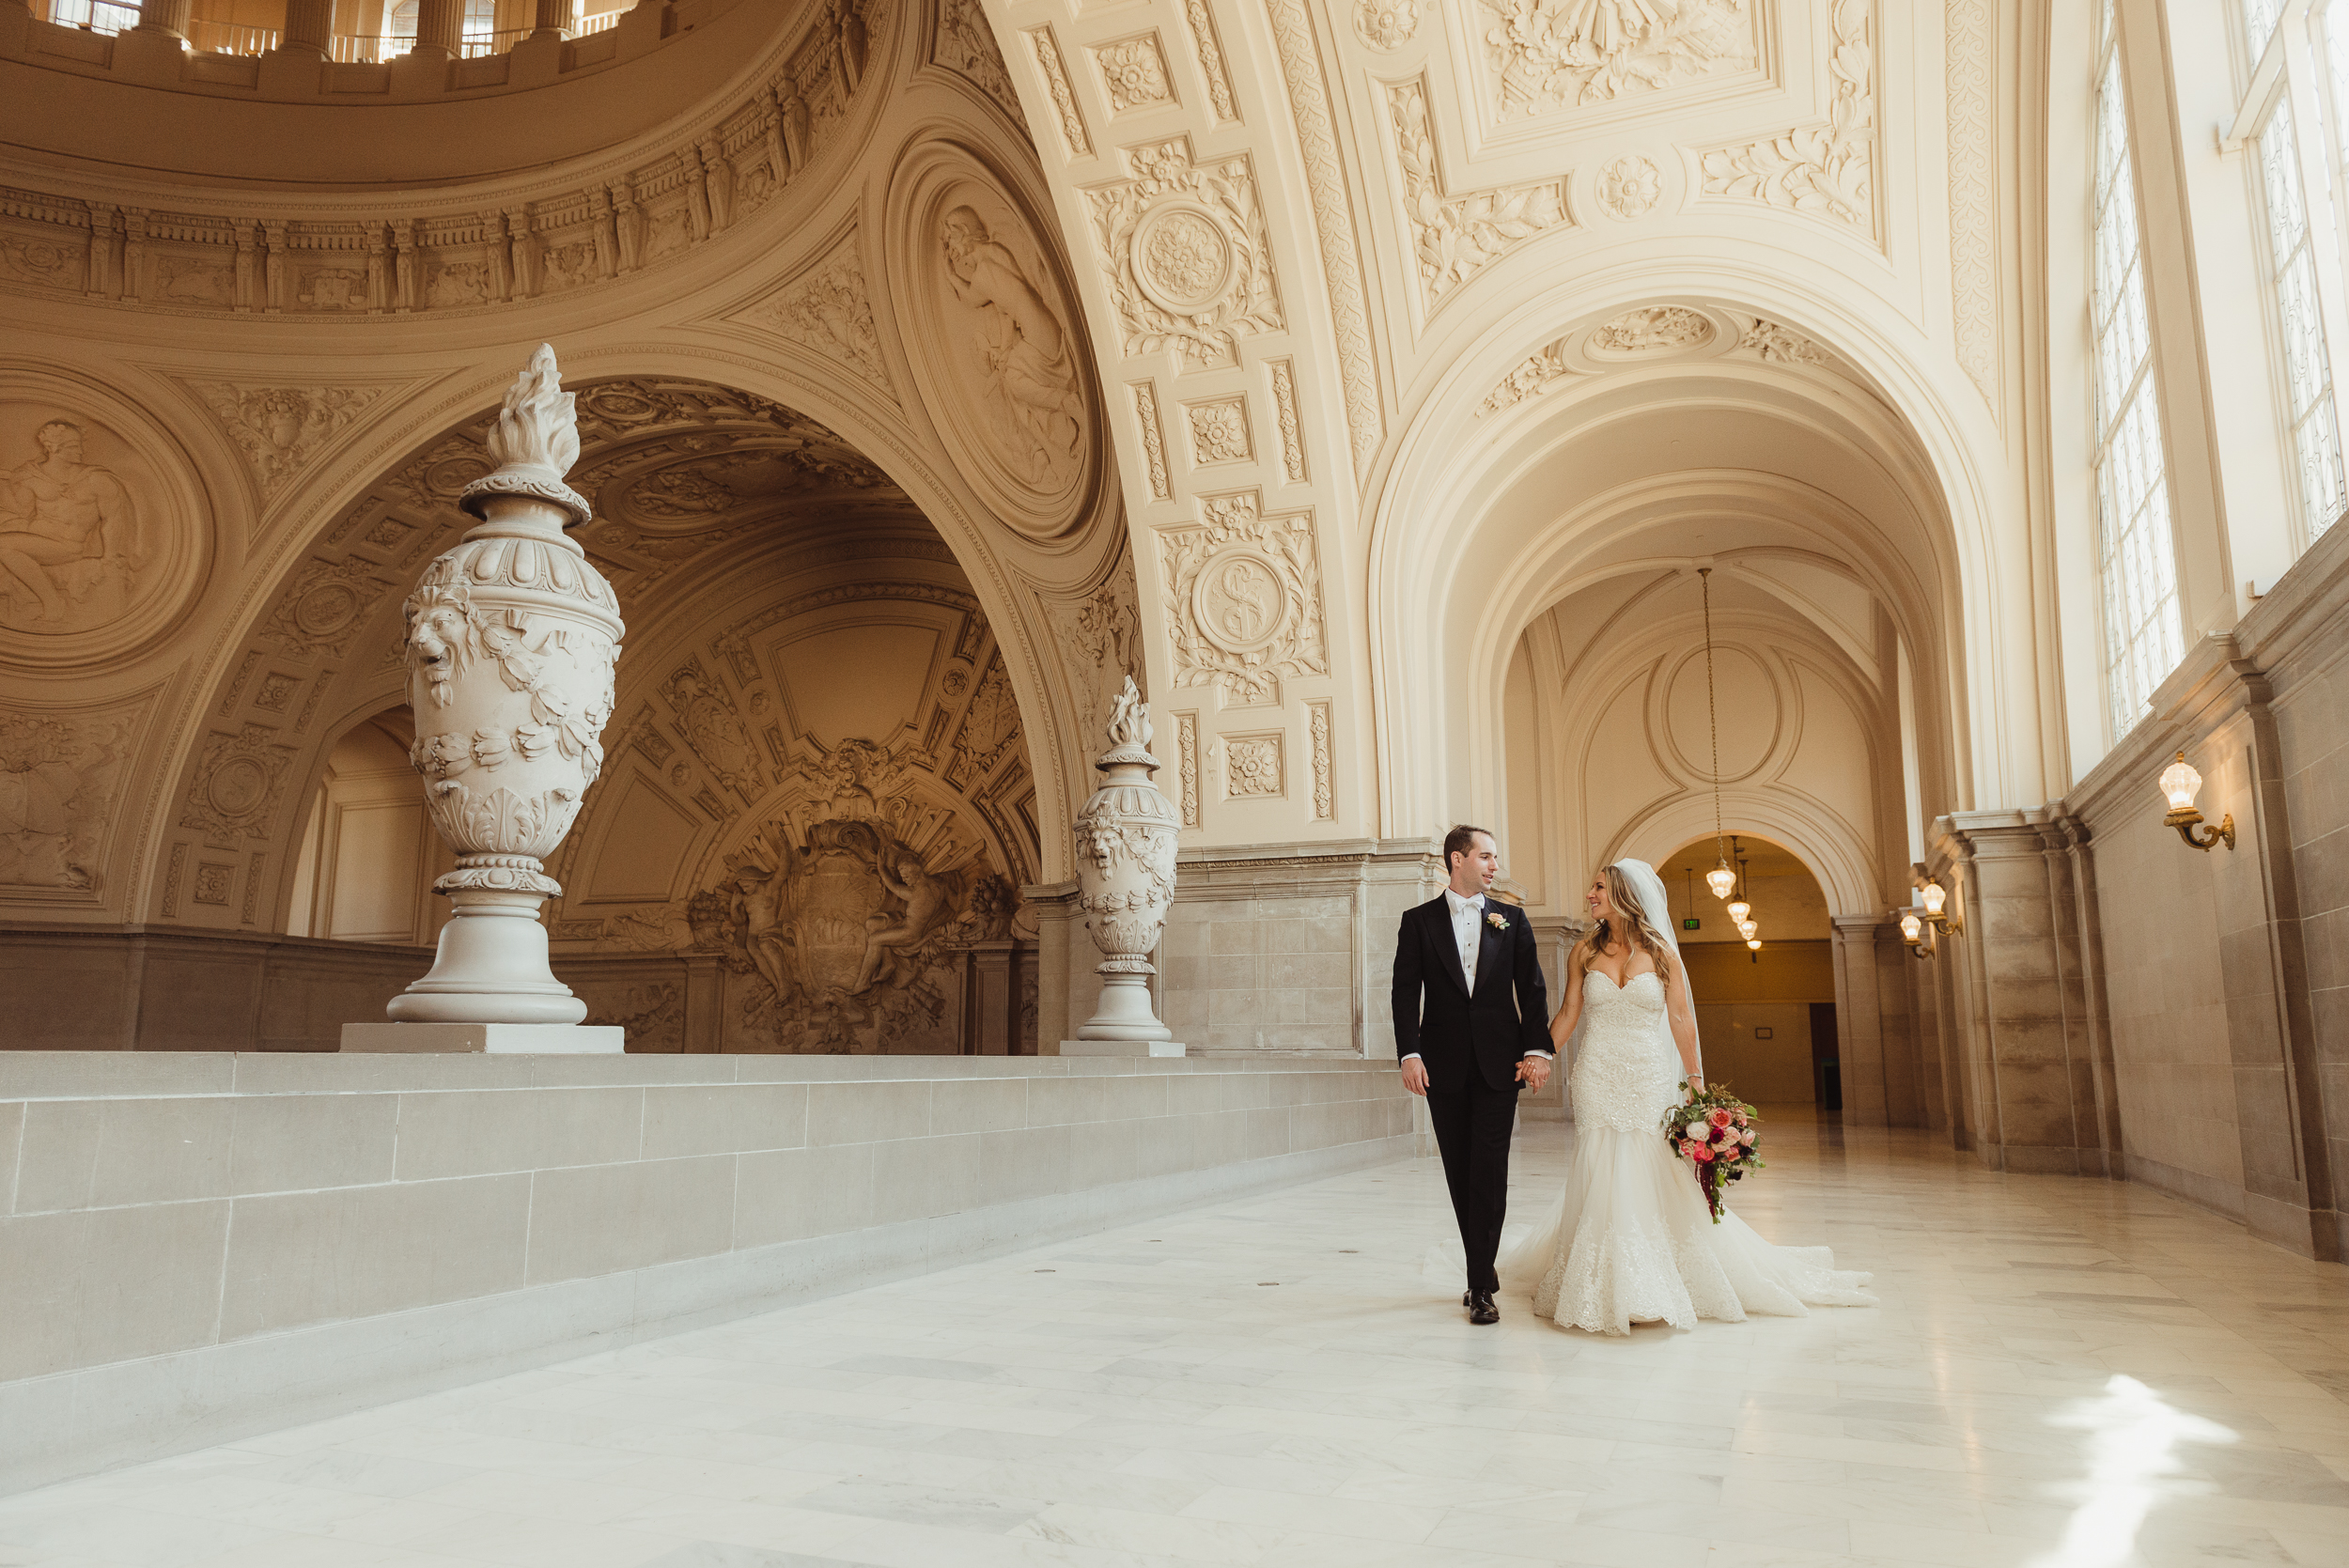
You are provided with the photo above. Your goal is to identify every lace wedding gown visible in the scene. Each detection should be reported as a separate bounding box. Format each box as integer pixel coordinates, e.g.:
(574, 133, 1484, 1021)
(1501, 969, 1877, 1335)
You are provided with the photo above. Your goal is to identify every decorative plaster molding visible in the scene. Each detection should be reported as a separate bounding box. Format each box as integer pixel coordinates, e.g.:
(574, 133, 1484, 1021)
(1479, 0, 1757, 117)
(1025, 26, 1093, 158)
(0, 697, 144, 895)
(1355, 0, 1423, 51)
(1269, 359, 1306, 482)
(662, 657, 766, 803)
(1592, 305, 1713, 352)
(179, 722, 296, 850)
(1086, 137, 1284, 369)
(1186, 396, 1252, 464)
(1263, 0, 1383, 474)
(1182, 0, 1239, 122)
(1700, 0, 1875, 237)
(1308, 700, 1333, 820)
(1476, 306, 1850, 415)
(1095, 34, 1175, 113)
(1223, 731, 1284, 798)
(1945, 0, 1997, 404)
(1740, 317, 1833, 365)
(1389, 79, 1567, 306)
(0, 0, 883, 321)
(186, 381, 386, 500)
(1595, 154, 1663, 220)
(1158, 491, 1329, 704)
(730, 233, 892, 396)
(257, 556, 394, 661)
(1131, 381, 1172, 499)
(935, 0, 1027, 127)
(1176, 709, 1200, 827)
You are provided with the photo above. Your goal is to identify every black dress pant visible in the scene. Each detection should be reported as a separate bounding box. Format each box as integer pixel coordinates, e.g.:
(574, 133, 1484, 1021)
(1426, 1078, 1517, 1294)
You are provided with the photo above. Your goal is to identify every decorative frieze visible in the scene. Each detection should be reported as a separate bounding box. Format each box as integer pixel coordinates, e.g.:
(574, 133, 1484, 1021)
(0, 0, 882, 321)
(1180, 0, 1238, 122)
(1026, 26, 1093, 158)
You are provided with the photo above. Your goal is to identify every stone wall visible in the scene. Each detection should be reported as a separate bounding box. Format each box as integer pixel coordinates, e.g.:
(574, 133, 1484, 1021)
(0, 1051, 1411, 1494)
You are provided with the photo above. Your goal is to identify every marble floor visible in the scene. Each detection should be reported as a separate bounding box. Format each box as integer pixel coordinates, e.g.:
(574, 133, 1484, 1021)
(4, 1109, 2347, 1568)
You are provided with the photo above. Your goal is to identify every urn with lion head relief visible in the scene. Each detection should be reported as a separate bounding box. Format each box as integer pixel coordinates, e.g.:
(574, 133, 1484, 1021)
(1071, 676, 1179, 1041)
(384, 345, 625, 1025)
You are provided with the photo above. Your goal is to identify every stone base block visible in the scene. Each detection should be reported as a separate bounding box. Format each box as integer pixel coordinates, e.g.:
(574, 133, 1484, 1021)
(339, 1023, 625, 1054)
(1060, 1038, 1187, 1057)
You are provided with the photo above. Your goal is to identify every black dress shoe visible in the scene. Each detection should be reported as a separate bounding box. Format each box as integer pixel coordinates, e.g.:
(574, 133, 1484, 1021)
(1469, 1291, 1500, 1325)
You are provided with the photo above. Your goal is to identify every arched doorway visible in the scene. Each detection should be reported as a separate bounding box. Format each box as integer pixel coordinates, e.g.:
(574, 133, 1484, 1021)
(1655, 836, 1836, 1110)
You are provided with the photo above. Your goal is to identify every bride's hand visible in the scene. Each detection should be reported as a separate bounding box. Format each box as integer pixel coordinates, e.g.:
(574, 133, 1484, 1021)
(1684, 1073, 1704, 1096)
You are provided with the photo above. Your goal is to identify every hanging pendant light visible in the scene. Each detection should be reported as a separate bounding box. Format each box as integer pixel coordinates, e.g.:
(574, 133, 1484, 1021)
(1699, 567, 1735, 900)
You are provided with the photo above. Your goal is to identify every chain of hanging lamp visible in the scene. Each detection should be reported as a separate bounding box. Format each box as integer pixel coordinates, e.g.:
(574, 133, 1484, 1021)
(1700, 568, 1737, 903)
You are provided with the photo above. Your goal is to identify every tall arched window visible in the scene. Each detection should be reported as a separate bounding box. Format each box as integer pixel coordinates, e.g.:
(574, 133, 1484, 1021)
(2092, 0, 2184, 739)
(385, 0, 500, 51)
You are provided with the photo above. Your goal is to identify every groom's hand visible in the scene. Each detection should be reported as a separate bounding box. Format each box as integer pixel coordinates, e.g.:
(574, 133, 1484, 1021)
(1516, 1056, 1550, 1094)
(1400, 1057, 1429, 1096)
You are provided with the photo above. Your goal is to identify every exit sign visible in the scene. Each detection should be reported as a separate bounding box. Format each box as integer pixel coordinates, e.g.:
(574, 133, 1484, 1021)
(1683, 918, 1701, 929)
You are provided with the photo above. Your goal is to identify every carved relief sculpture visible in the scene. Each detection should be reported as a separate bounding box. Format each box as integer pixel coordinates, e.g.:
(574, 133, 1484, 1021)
(0, 704, 137, 892)
(190, 382, 384, 499)
(1088, 139, 1284, 369)
(1595, 154, 1663, 220)
(1095, 35, 1174, 112)
(1072, 677, 1179, 1043)
(386, 345, 625, 1027)
(1480, 0, 1756, 116)
(941, 206, 1085, 487)
(1701, 0, 1875, 235)
(935, 0, 1025, 126)
(0, 417, 144, 633)
(1159, 493, 1330, 704)
(1390, 80, 1567, 305)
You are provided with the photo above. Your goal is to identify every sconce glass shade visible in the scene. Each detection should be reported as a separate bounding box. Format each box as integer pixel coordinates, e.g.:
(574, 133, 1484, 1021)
(1921, 882, 1946, 916)
(1706, 863, 1736, 899)
(2161, 752, 2201, 813)
(1900, 911, 1923, 942)
(1745, 938, 1762, 950)
(1726, 898, 1751, 924)
(1736, 919, 1758, 939)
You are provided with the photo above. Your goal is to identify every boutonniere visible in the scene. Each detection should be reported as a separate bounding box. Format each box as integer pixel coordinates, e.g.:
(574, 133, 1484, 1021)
(1486, 910, 1508, 931)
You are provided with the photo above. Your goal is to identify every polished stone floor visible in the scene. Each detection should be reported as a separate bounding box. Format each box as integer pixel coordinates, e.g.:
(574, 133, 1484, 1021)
(4, 1108, 2347, 1568)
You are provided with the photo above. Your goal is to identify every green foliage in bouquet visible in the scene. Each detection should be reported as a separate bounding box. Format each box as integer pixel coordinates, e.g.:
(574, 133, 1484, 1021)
(1662, 1082, 1766, 1223)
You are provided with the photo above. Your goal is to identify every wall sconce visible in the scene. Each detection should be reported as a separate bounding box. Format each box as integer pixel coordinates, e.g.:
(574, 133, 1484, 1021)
(1896, 878, 1963, 959)
(2160, 752, 2234, 852)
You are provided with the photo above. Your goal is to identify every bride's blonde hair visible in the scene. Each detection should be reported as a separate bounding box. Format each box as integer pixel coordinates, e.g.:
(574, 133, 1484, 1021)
(1579, 862, 1676, 976)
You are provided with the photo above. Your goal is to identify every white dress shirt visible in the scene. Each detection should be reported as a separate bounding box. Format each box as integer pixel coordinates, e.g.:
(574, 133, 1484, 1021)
(1403, 888, 1552, 1063)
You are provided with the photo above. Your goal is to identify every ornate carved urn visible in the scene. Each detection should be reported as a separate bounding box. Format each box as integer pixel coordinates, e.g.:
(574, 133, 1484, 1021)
(384, 346, 624, 1025)
(1072, 676, 1178, 1041)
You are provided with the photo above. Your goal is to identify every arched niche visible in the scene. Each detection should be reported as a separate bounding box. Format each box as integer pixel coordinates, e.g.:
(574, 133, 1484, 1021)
(1367, 293, 1996, 858)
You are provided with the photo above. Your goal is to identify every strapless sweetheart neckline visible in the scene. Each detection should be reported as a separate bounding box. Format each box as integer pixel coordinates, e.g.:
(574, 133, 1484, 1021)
(1585, 969, 1662, 990)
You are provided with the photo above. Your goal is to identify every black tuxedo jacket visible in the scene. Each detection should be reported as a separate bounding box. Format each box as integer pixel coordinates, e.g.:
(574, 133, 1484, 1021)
(1391, 893, 1551, 1093)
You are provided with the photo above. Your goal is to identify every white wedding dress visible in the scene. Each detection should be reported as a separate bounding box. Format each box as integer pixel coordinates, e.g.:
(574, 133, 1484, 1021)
(1501, 968, 1877, 1336)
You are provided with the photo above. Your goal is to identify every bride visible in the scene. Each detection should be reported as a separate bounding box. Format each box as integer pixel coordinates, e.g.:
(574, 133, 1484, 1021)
(1501, 858, 1876, 1335)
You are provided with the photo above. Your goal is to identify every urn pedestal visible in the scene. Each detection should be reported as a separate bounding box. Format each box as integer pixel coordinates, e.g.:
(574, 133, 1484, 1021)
(344, 346, 625, 1053)
(1069, 678, 1182, 1049)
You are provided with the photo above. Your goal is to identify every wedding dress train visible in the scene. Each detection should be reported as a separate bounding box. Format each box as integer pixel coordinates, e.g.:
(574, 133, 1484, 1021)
(1501, 969, 1877, 1336)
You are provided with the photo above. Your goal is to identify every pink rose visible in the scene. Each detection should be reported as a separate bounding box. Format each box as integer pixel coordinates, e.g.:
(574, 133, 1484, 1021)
(1734, 1112, 1749, 1126)
(1740, 1129, 1756, 1145)
(1690, 1142, 1716, 1163)
(1708, 1110, 1734, 1129)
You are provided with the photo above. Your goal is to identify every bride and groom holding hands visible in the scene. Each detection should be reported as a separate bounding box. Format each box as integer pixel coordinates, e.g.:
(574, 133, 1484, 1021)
(1393, 825, 1875, 1335)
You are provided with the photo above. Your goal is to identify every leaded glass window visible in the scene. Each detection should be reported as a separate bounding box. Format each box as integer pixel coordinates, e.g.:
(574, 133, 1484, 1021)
(2255, 98, 2348, 534)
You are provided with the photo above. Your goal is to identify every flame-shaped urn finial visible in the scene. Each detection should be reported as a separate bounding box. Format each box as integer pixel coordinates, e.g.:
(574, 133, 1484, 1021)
(384, 346, 625, 1027)
(1071, 676, 1180, 1043)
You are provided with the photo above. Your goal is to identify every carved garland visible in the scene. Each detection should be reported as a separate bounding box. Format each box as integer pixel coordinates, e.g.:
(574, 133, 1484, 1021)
(1389, 79, 1567, 306)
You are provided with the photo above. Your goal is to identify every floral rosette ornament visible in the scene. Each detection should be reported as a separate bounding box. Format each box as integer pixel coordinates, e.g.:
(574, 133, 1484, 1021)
(1663, 1084, 1765, 1224)
(383, 345, 624, 1026)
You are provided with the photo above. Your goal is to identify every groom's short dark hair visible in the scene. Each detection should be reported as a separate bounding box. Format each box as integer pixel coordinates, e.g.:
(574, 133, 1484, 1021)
(1442, 824, 1492, 872)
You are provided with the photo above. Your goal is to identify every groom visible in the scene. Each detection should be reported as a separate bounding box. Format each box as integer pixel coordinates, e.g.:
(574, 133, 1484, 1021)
(1392, 825, 1551, 1324)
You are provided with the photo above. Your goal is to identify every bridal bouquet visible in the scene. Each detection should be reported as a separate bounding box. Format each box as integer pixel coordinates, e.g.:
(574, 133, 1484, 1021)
(1664, 1086, 1764, 1223)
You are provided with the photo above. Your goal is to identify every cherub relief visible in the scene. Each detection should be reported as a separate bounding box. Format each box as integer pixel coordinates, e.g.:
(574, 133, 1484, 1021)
(939, 206, 1083, 486)
(853, 849, 955, 992)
